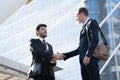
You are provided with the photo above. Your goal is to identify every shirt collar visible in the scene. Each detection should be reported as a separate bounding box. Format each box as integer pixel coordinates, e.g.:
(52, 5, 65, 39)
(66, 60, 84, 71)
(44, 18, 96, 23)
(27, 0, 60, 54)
(38, 37, 44, 42)
(83, 18, 90, 26)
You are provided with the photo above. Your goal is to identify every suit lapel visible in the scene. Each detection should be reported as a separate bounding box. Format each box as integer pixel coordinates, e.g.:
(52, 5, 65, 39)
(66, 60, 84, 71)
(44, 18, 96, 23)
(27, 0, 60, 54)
(36, 39, 51, 52)
(47, 44, 52, 52)
(36, 39, 46, 50)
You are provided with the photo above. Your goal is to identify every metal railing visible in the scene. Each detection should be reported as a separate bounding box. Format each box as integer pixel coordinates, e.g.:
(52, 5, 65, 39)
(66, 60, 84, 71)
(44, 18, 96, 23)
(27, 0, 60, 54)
(100, 43, 120, 74)
(99, 2, 120, 27)
(99, 1, 120, 76)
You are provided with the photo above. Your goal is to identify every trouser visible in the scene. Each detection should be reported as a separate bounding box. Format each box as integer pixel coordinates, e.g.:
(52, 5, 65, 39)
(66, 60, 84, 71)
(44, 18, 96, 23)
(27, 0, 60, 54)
(80, 57, 100, 80)
(33, 75, 55, 80)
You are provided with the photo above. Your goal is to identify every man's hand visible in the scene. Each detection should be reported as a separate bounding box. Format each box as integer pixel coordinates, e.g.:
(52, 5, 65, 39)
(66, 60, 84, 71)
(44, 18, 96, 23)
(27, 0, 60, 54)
(83, 56, 91, 65)
(52, 53, 65, 60)
(51, 58, 56, 63)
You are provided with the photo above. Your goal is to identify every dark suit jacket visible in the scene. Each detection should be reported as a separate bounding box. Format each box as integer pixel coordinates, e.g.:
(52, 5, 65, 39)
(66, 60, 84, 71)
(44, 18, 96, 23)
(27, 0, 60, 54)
(63, 19, 99, 60)
(30, 39, 55, 78)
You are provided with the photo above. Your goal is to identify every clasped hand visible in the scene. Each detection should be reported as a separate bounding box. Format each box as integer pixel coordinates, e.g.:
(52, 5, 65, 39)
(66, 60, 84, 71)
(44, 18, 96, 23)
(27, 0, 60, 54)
(51, 53, 65, 62)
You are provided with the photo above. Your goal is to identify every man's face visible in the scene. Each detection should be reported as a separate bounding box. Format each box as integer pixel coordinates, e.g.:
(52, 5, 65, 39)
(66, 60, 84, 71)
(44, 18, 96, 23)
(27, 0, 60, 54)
(76, 12, 84, 23)
(37, 27, 47, 38)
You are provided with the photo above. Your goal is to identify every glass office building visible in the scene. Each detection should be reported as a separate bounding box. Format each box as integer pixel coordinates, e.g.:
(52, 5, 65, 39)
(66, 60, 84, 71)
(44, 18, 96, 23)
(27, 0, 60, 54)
(0, 0, 120, 80)
(86, 0, 120, 80)
(0, 0, 85, 80)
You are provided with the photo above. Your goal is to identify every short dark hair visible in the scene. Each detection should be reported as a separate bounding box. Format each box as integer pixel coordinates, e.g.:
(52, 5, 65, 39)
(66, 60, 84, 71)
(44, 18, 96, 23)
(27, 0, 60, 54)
(78, 7, 89, 16)
(36, 24, 47, 31)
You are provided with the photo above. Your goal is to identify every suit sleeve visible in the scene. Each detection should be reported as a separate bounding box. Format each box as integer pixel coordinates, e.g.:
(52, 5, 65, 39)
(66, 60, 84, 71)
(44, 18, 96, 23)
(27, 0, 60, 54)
(30, 39, 52, 59)
(49, 44, 56, 67)
(86, 20, 99, 57)
(63, 48, 79, 60)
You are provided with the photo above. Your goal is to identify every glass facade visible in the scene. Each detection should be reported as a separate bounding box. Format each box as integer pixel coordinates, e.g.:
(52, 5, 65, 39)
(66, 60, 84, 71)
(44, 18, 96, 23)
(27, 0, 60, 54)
(0, 0, 85, 80)
(1, 0, 119, 80)
(86, 0, 120, 80)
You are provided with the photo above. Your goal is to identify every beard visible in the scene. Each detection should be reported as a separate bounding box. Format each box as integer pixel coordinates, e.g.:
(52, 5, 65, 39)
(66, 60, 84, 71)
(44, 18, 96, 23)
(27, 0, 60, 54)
(40, 34, 47, 38)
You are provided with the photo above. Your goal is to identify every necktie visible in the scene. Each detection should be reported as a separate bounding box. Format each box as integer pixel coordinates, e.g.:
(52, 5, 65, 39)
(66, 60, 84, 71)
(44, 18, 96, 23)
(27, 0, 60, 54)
(43, 40, 47, 50)
(80, 19, 91, 35)
(80, 24, 86, 34)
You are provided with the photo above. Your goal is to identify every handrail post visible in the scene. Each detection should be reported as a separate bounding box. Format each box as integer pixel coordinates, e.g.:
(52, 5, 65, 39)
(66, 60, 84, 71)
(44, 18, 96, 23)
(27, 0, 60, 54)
(99, 2, 120, 75)
(99, 2, 120, 27)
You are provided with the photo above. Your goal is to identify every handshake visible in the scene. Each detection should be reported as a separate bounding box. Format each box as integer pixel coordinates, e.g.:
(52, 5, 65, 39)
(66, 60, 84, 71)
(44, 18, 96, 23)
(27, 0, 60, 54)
(51, 53, 65, 63)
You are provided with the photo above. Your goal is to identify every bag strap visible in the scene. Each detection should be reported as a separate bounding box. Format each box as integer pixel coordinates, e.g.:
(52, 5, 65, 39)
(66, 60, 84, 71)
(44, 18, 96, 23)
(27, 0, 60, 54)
(98, 27, 108, 46)
(86, 20, 108, 46)
(80, 19, 93, 35)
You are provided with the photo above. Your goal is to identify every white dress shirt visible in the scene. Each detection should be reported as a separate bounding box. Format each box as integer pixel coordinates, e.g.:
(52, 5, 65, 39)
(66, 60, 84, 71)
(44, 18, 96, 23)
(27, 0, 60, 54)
(38, 37, 49, 51)
(81, 18, 90, 34)
(83, 18, 90, 26)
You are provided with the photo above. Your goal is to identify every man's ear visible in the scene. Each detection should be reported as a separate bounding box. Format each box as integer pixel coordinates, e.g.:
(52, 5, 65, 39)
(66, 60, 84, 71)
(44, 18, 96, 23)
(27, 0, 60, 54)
(36, 31, 38, 36)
